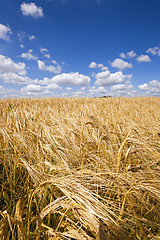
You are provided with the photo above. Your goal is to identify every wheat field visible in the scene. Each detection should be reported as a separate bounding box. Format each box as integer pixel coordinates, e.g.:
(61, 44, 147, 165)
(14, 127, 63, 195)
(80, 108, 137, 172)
(0, 97, 160, 239)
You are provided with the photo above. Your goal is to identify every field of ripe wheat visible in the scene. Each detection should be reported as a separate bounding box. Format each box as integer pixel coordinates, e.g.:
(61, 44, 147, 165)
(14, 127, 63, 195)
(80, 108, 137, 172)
(0, 97, 160, 239)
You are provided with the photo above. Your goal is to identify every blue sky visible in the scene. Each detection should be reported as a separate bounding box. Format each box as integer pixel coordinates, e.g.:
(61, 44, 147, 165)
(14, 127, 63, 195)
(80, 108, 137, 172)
(0, 0, 160, 98)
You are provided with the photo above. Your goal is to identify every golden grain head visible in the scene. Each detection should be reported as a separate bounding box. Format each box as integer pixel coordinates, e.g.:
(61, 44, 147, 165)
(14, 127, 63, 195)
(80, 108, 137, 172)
(0, 97, 160, 239)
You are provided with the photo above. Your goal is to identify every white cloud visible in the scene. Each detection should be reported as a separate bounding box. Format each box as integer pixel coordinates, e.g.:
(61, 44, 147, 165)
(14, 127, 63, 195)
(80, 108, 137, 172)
(21, 49, 38, 60)
(38, 60, 62, 73)
(0, 23, 12, 41)
(89, 62, 109, 72)
(52, 60, 57, 65)
(45, 83, 62, 90)
(21, 3, 44, 19)
(95, 70, 132, 86)
(61, 86, 87, 98)
(147, 47, 160, 56)
(119, 51, 136, 59)
(40, 48, 51, 59)
(136, 54, 151, 63)
(40, 47, 48, 53)
(20, 44, 24, 48)
(138, 80, 160, 95)
(20, 84, 52, 97)
(51, 72, 90, 86)
(111, 58, 132, 70)
(73, 91, 85, 97)
(89, 86, 108, 95)
(89, 61, 97, 68)
(66, 87, 72, 91)
(35, 77, 49, 85)
(0, 72, 33, 85)
(89, 62, 108, 71)
(97, 63, 108, 71)
(21, 84, 43, 92)
(110, 82, 134, 91)
(108, 81, 136, 97)
(119, 52, 126, 59)
(98, 63, 103, 68)
(127, 50, 136, 58)
(0, 85, 18, 98)
(44, 54, 51, 59)
(101, 66, 108, 71)
(80, 87, 86, 91)
(95, 70, 110, 81)
(39, 72, 90, 86)
(29, 35, 35, 41)
(0, 55, 26, 74)
(138, 83, 149, 90)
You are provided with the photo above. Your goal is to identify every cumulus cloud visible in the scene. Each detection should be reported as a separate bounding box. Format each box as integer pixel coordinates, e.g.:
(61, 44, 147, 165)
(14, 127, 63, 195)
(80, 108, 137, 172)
(95, 70, 110, 81)
(40, 48, 51, 59)
(95, 70, 132, 86)
(20, 84, 52, 97)
(0, 55, 26, 74)
(45, 83, 62, 90)
(51, 72, 90, 86)
(89, 62, 108, 71)
(21, 84, 43, 92)
(44, 54, 51, 59)
(0, 85, 18, 98)
(38, 72, 90, 86)
(138, 80, 160, 95)
(29, 35, 35, 41)
(98, 63, 103, 68)
(147, 47, 160, 56)
(0, 23, 12, 41)
(80, 87, 86, 91)
(119, 51, 136, 59)
(89, 86, 108, 95)
(89, 62, 97, 68)
(119, 52, 126, 59)
(138, 83, 149, 90)
(66, 87, 72, 91)
(101, 66, 108, 71)
(21, 3, 44, 18)
(21, 49, 38, 60)
(126, 50, 136, 58)
(136, 54, 151, 63)
(110, 82, 134, 92)
(97, 63, 108, 71)
(40, 47, 48, 53)
(111, 58, 132, 70)
(38, 60, 62, 73)
(0, 72, 33, 85)
(52, 60, 57, 65)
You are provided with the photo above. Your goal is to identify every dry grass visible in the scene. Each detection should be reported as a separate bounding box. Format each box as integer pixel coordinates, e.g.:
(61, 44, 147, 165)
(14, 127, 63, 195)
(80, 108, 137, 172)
(0, 97, 160, 239)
